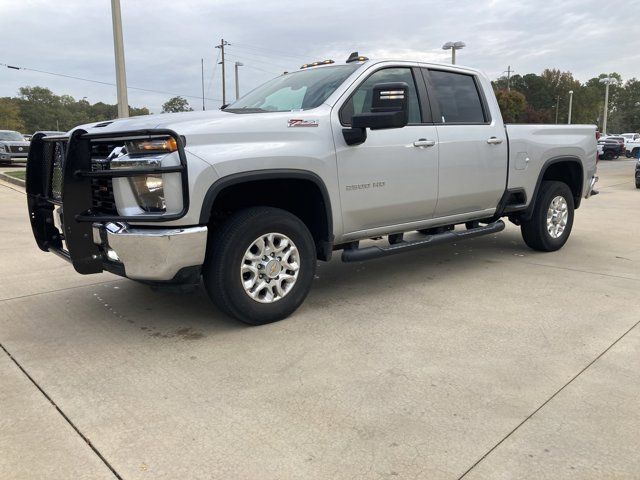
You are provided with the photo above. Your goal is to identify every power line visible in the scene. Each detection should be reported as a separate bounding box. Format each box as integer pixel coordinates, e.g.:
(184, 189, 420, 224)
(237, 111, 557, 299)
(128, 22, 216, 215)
(1, 62, 222, 102)
(231, 43, 309, 61)
(223, 58, 282, 76)
(205, 49, 220, 100)
(226, 48, 294, 70)
(223, 53, 284, 74)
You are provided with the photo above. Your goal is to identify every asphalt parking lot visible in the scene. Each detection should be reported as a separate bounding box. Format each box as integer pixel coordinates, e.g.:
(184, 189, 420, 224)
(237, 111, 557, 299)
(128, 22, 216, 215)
(1, 160, 639, 480)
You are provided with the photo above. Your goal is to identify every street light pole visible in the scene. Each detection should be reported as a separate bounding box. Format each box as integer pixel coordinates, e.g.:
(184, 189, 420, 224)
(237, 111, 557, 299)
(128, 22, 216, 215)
(555, 95, 560, 124)
(599, 77, 616, 134)
(110, 0, 129, 118)
(442, 41, 466, 65)
(567, 90, 573, 124)
(234, 61, 243, 100)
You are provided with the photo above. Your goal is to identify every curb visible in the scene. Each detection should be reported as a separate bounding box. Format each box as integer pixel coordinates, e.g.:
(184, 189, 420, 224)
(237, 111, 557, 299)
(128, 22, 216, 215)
(0, 172, 26, 188)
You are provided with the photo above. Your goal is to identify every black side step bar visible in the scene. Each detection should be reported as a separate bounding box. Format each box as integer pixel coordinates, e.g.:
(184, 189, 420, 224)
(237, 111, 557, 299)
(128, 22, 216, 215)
(341, 220, 505, 263)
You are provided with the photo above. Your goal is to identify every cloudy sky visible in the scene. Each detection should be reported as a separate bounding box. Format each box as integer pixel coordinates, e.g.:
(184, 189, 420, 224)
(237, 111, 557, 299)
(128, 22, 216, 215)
(1, 0, 639, 113)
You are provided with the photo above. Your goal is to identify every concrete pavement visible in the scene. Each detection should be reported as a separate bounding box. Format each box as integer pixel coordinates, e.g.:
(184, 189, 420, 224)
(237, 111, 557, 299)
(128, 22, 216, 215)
(0, 160, 639, 479)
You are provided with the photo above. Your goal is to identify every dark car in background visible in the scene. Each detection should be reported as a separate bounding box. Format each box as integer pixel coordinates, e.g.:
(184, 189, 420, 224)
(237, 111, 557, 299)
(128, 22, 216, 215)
(636, 157, 640, 188)
(597, 138, 624, 160)
(0, 130, 30, 164)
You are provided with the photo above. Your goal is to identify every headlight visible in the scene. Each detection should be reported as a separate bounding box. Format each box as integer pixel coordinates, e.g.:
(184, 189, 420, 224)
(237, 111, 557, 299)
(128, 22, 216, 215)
(0, 145, 6, 152)
(129, 174, 165, 212)
(125, 137, 177, 155)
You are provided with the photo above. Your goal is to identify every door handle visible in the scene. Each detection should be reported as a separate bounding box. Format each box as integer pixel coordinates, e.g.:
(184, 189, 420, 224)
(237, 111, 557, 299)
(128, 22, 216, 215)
(487, 137, 503, 145)
(413, 139, 436, 147)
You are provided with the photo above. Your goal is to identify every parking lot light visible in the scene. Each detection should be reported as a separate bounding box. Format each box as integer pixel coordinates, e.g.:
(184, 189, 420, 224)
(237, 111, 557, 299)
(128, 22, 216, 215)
(599, 77, 618, 134)
(568, 90, 573, 124)
(442, 41, 466, 64)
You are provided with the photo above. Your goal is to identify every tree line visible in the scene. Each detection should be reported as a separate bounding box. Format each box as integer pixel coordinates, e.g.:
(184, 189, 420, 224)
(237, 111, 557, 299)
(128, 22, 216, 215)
(492, 69, 639, 133)
(0, 86, 150, 133)
(1, 70, 639, 134)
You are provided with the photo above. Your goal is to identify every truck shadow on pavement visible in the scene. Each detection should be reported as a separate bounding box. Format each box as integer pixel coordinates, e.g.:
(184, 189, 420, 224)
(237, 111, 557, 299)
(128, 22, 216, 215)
(104, 226, 537, 337)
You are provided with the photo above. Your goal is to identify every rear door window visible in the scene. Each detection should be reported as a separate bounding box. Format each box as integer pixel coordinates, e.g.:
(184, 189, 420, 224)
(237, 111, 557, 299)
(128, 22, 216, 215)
(425, 70, 487, 124)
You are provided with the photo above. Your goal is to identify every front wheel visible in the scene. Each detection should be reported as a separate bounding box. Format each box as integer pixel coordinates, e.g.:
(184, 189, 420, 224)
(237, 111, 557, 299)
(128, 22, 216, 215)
(604, 150, 615, 160)
(203, 207, 316, 325)
(520, 181, 574, 252)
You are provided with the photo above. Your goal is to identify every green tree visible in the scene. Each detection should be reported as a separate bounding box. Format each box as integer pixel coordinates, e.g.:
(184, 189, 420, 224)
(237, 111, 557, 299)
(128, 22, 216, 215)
(495, 89, 527, 123)
(616, 78, 640, 133)
(0, 97, 25, 131)
(12, 86, 150, 133)
(161, 96, 193, 113)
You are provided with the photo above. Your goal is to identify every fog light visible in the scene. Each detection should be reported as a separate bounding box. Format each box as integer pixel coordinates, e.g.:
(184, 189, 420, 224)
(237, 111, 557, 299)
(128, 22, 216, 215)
(129, 174, 165, 212)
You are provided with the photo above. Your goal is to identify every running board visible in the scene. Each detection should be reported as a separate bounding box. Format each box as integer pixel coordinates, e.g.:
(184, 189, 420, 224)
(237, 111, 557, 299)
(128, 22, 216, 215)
(341, 220, 505, 262)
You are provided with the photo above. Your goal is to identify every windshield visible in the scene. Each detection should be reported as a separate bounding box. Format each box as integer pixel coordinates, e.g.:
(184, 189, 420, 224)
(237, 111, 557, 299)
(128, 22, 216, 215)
(226, 65, 359, 113)
(0, 131, 25, 141)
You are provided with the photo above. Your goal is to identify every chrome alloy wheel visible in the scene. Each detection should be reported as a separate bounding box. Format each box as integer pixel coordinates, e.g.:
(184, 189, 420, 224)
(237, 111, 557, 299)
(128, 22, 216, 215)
(546, 195, 569, 239)
(241, 233, 300, 303)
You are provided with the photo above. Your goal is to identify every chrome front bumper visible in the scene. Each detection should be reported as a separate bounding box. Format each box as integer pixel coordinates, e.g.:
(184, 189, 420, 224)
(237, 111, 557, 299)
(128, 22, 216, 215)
(92, 222, 208, 281)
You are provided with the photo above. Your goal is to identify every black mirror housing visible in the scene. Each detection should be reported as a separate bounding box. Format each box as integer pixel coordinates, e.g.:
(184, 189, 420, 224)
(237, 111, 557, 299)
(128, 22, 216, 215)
(350, 82, 409, 130)
(342, 82, 410, 145)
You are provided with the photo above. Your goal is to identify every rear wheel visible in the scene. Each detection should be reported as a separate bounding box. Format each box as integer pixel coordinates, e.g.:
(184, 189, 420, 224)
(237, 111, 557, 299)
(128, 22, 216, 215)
(521, 181, 574, 252)
(604, 150, 615, 160)
(626, 151, 633, 158)
(203, 207, 316, 325)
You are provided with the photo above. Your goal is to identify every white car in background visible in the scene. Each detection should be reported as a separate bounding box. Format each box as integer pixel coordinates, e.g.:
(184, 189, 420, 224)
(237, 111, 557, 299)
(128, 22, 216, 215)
(621, 133, 640, 157)
(625, 136, 640, 158)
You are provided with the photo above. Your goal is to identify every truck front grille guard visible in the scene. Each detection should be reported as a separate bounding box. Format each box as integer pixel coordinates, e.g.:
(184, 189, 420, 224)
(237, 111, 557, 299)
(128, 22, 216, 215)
(26, 129, 189, 274)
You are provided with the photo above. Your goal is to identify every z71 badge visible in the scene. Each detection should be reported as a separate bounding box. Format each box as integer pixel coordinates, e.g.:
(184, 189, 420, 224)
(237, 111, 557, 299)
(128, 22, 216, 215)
(288, 119, 319, 128)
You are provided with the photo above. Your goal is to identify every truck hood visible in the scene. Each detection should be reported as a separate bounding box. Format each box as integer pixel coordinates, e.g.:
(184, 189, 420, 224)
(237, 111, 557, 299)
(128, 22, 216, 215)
(75, 108, 328, 143)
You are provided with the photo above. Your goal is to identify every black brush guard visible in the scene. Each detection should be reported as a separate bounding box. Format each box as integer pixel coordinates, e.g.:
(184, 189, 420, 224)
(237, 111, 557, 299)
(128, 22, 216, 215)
(26, 129, 189, 275)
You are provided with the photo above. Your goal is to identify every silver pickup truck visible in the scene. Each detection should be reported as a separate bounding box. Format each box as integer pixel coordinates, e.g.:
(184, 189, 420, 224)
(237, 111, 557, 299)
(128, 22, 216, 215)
(27, 53, 598, 324)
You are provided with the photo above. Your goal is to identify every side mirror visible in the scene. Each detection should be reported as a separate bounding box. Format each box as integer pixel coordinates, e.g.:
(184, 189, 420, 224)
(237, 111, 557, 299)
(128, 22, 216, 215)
(342, 82, 409, 145)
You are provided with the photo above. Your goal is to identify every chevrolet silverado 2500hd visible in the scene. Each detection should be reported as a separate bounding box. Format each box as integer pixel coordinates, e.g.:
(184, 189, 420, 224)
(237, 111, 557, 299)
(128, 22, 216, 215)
(26, 54, 598, 324)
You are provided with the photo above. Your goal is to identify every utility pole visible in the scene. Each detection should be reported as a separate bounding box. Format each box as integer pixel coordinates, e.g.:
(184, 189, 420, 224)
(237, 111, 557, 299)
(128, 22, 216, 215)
(234, 61, 243, 100)
(554, 95, 560, 124)
(503, 65, 514, 91)
(567, 90, 574, 124)
(201, 58, 205, 111)
(110, 0, 129, 118)
(215, 38, 230, 105)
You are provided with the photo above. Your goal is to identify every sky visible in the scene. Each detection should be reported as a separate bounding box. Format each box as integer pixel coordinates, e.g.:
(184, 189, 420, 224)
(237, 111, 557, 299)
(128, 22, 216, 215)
(1, 0, 639, 113)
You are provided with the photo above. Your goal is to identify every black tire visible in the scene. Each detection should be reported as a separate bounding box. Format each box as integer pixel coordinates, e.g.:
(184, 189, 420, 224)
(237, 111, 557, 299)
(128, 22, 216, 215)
(636, 178, 640, 189)
(604, 150, 615, 160)
(520, 181, 574, 252)
(203, 207, 316, 325)
(626, 151, 632, 158)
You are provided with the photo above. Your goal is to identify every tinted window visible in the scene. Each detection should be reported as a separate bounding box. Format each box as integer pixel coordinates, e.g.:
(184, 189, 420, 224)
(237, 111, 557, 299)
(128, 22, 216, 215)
(341, 67, 421, 124)
(427, 70, 486, 124)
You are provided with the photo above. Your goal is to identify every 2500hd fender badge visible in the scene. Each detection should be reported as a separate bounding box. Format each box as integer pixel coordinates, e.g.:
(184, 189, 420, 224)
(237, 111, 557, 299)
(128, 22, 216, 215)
(288, 119, 319, 128)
